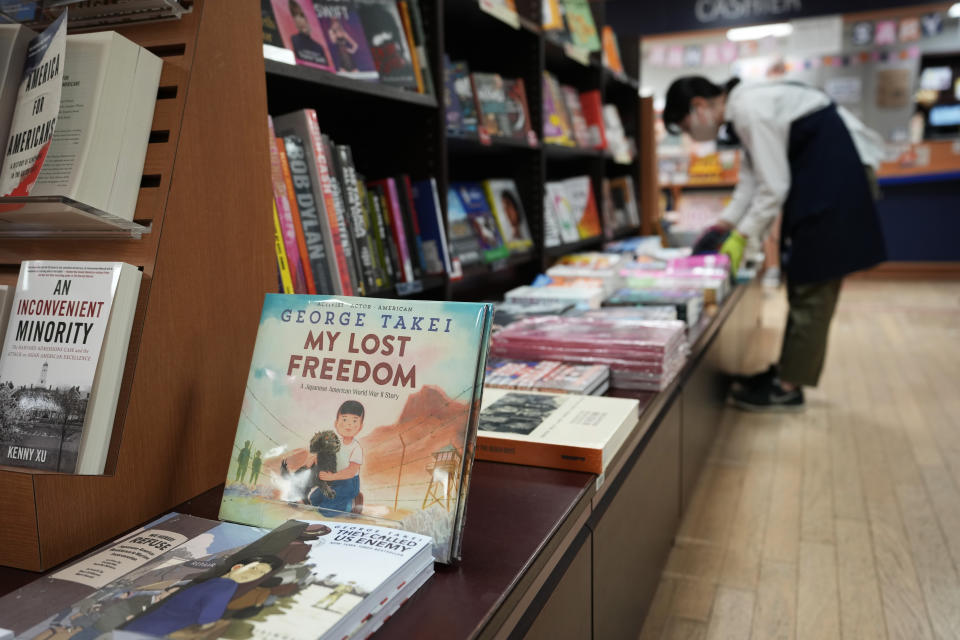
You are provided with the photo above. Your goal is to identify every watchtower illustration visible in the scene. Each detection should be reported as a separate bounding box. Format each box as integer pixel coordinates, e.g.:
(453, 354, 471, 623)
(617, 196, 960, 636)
(422, 445, 462, 511)
(40, 362, 48, 386)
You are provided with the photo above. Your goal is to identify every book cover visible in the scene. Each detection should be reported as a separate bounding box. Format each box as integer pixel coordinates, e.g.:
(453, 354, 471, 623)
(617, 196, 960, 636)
(269, 125, 308, 294)
(450, 60, 479, 136)
(336, 144, 382, 293)
(0, 12, 65, 199)
(443, 54, 464, 135)
(601, 25, 624, 74)
(543, 190, 562, 248)
(446, 187, 483, 267)
(314, 0, 379, 80)
(476, 389, 638, 475)
(406, 0, 435, 95)
(561, 85, 590, 148)
(355, 0, 418, 90)
(281, 134, 337, 295)
(545, 181, 584, 243)
(0, 513, 262, 637)
(261, 0, 284, 49)
(483, 179, 533, 252)
(563, 175, 602, 238)
(270, 0, 335, 71)
(411, 178, 452, 275)
(273, 201, 296, 293)
(0, 24, 34, 169)
(368, 178, 415, 283)
(450, 181, 508, 263)
(560, 0, 600, 52)
(323, 135, 365, 296)
(504, 78, 535, 143)
(609, 176, 640, 228)
(542, 0, 563, 30)
(396, 0, 424, 92)
(218, 295, 493, 563)
(0, 261, 140, 475)
(471, 72, 508, 138)
(579, 89, 606, 149)
(603, 103, 632, 163)
(542, 72, 574, 146)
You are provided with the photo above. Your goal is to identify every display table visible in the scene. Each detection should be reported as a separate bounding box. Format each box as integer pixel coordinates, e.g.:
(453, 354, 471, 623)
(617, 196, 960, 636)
(0, 282, 762, 640)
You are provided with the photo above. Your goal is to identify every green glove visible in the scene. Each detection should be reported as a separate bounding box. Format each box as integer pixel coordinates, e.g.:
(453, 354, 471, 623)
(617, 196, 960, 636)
(719, 230, 746, 273)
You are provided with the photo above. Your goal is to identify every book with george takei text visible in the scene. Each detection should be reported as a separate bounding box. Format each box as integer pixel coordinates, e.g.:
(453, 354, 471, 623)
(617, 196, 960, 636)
(219, 294, 493, 563)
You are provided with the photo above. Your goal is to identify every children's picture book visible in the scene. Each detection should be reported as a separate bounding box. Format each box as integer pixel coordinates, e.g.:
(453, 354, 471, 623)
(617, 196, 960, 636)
(271, 0, 335, 71)
(449, 182, 509, 263)
(219, 295, 494, 563)
(483, 179, 533, 252)
(314, 0, 379, 80)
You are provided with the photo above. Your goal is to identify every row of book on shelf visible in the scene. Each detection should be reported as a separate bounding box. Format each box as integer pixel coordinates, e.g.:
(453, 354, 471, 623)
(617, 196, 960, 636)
(261, 0, 434, 95)
(443, 60, 635, 163)
(0, 231, 738, 636)
(0, 12, 161, 221)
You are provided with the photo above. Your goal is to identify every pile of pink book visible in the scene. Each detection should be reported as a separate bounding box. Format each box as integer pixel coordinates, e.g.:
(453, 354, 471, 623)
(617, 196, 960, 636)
(490, 314, 688, 391)
(485, 359, 610, 395)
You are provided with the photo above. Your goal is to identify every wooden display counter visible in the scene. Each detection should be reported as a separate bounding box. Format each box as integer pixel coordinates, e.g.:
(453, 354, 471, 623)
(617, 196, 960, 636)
(0, 282, 763, 639)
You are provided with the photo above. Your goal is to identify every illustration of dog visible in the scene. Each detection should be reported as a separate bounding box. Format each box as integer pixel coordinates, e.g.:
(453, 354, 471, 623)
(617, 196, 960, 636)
(280, 430, 341, 504)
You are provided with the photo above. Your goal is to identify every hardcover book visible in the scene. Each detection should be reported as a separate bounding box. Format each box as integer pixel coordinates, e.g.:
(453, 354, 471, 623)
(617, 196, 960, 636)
(545, 181, 581, 243)
(560, 0, 600, 51)
(561, 85, 590, 148)
(412, 178, 453, 275)
(314, 0, 379, 80)
(504, 78, 535, 143)
(446, 186, 483, 267)
(0, 261, 141, 474)
(218, 295, 494, 563)
(450, 60, 479, 136)
(368, 177, 416, 283)
(0, 23, 34, 169)
(609, 175, 641, 227)
(601, 25, 624, 74)
(542, 72, 574, 146)
(322, 135, 365, 296)
(271, 0, 335, 71)
(449, 181, 508, 263)
(477, 388, 638, 476)
(443, 55, 465, 135)
(563, 175, 602, 238)
(355, 0, 418, 90)
(471, 72, 508, 138)
(483, 179, 533, 253)
(579, 89, 606, 149)
(269, 122, 308, 294)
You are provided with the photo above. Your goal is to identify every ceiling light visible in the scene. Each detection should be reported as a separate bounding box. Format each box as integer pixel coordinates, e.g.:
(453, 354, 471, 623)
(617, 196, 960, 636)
(948, 3, 960, 18)
(726, 23, 794, 41)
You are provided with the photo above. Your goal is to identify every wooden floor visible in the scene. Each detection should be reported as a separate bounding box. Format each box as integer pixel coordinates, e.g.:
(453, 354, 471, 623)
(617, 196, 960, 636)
(638, 280, 960, 640)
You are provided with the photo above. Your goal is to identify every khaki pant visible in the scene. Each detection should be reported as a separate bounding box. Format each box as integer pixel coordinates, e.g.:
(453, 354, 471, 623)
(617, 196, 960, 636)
(778, 278, 843, 387)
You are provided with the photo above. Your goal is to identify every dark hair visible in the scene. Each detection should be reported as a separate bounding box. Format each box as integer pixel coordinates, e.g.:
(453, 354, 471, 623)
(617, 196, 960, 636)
(663, 76, 740, 133)
(288, 0, 304, 18)
(337, 400, 365, 419)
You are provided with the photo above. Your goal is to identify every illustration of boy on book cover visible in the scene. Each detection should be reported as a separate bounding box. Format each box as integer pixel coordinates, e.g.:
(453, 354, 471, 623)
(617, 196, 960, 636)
(220, 295, 491, 562)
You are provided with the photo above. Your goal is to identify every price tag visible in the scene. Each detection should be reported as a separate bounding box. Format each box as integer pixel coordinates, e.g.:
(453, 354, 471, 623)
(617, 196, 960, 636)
(478, 0, 521, 29)
(563, 43, 590, 66)
(263, 44, 295, 65)
(396, 280, 424, 296)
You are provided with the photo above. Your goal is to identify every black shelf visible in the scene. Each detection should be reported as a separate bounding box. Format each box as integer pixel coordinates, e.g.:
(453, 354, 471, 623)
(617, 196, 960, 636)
(264, 59, 438, 108)
(544, 236, 604, 258)
(612, 225, 642, 240)
(447, 134, 540, 156)
(544, 144, 604, 160)
(603, 68, 639, 92)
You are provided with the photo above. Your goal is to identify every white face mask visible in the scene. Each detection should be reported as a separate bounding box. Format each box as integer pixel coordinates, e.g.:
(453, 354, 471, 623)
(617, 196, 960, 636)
(687, 105, 719, 142)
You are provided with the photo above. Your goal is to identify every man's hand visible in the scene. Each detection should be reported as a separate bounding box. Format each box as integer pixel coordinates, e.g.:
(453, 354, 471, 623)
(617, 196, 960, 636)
(317, 471, 335, 481)
(719, 230, 747, 272)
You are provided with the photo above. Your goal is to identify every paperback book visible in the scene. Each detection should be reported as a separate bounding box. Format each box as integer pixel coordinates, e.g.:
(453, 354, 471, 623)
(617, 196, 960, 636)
(484, 179, 532, 253)
(219, 295, 494, 563)
(271, 0, 335, 71)
(446, 186, 484, 267)
(355, 0, 418, 90)
(449, 181, 508, 263)
(314, 0, 379, 80)
(563, 175, 602, 238)
(471, 72, 509, 138)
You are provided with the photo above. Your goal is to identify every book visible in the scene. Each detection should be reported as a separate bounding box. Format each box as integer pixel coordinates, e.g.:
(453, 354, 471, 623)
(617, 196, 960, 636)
(314, 0, 379, 80)
(485, 359, 609, 395)
(563, 175, 602, 238)
(398, 175, 427, 279)
(579, 89, 606, 149)
(269, 122, 308, 294)
(396, 0, 424, 93)
(603, 104, 632, 164)
(273, 200, 296, 293)
(542, 72, 574, 146)
(335, 144, 382, 293)
(504, 285, 604, 310)
(483, 178, 533, 253)
(278, 137, 319, 293)
(601, 25, 624, 74)
(561, 85, 590, 148)
(406, 0, 434, 95)
(261, 0, 286, 53)
(450, 181, 508, 263)
(543, 190, 561, 248)
(355, 0, 418, 90)
(609, 175, 641, 228)
(604, 288, 703, 325)
(353, 175, 390, 292)
(443, 55, 464, 135)
(471, 72, 508, 138)
(504, 78, 535, 144)
(0, 261, 141, 474)
(322, 135, 365, 296)
(218, 295, 494, 563)
(492, 300, 573, 328)
(281, 133, 337, 295)
(560, 0, 599, 52)
(0, 24, 34, 167)
(411, 177, 452, 275)
(0, 13, 65, 200)
(0, 285, 15, 346)
(446, 186, 483, 267)
(542, 0, 563, 30)
(271, 0, 335, 71)
(449, 60, 479, 136)
(545, 181, 581, 243)
(274, 110, 353, 296)
(364, 181, 398, 286)
(368, 177, 415, 283)
(477, 389, 638, 475)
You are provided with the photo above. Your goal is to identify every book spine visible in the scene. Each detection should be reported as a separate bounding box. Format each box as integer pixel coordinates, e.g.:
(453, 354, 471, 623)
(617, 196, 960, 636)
(383, 178, 416, 283)
(324, 136, 365, 296)
(272, 201, 295, 293)
(407, 0, 434, 96)
(276, 138, 317, 294)
(396, 1, 424, 94)
(357, 179, 391, 291)
(270, 135, 309, 294)
(428, 178, 453, 274)
(475, 436, 603, 474)
(366, 183, 397, 286)
(399, 175, 426, 279)
(373, 184, 404, 284)
(337, 146, 382, 292)
(305, 112, 353, 296)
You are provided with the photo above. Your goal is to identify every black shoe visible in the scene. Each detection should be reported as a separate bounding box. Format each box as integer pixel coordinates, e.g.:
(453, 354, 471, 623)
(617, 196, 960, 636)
(732, 364, 778, 390)
(731, 379, 804, 412)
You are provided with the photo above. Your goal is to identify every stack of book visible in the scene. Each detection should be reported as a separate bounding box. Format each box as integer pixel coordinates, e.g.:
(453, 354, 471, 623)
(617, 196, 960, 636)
(262, 0, 434, 95)
(490, 315, 688, 391)
(493, 300, 574, 329)
(269, 110, 453, 295)
(485, 359, 610, 395)
(443, 60, 535, 145)
(0, 514, 434, 640)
